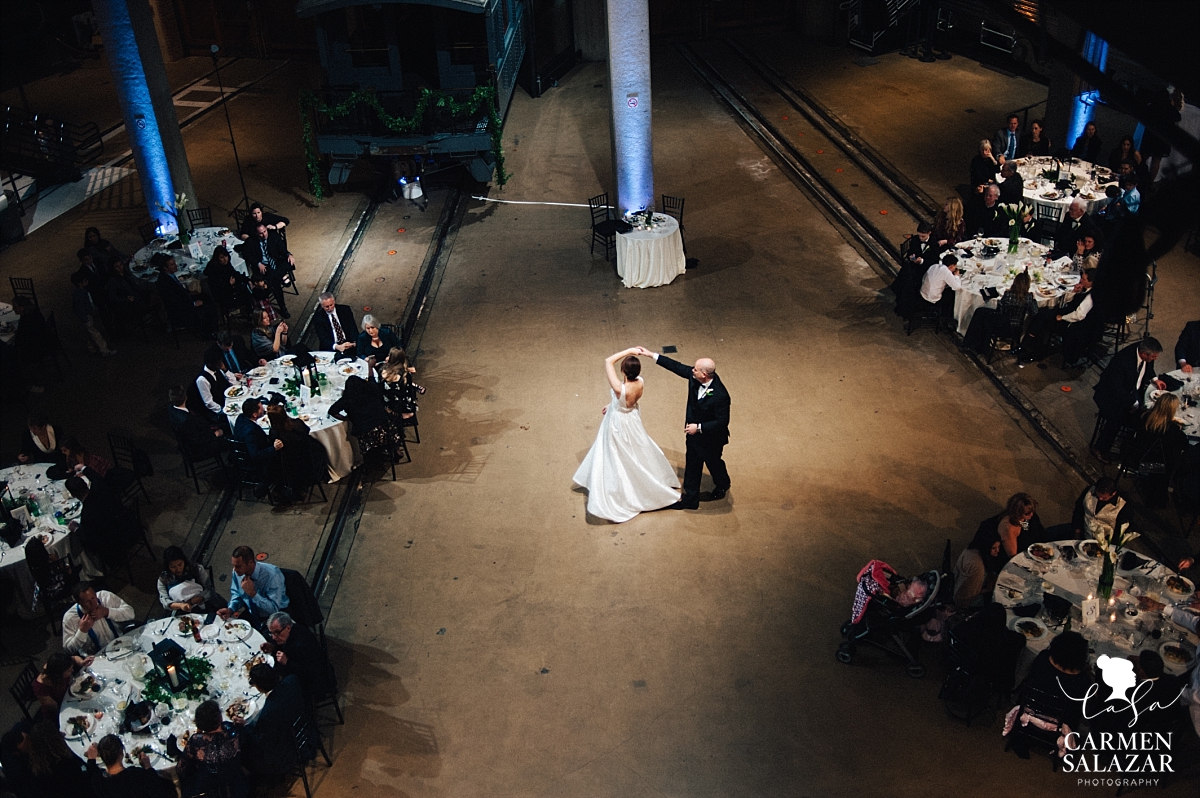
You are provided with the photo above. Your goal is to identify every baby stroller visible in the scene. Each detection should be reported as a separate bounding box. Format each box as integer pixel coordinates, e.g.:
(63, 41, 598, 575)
(836, 559, 945, 678)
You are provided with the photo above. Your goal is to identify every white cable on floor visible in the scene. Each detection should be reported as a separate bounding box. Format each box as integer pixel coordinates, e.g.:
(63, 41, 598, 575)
(469, 196, 610, 209)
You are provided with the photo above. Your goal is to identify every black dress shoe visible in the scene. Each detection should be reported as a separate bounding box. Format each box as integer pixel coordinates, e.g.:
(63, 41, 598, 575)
(709, 487, 727, 501)
(667, 500, 699, 510)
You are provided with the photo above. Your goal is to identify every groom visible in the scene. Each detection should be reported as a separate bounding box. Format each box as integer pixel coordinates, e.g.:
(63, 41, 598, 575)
(637, 347, 731, 509)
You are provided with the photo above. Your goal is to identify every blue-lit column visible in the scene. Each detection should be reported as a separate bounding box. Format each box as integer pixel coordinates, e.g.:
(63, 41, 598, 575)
(93, 0, 194, 233)
(1065, 32, 1108, 152)
(606, 0, 653, 216)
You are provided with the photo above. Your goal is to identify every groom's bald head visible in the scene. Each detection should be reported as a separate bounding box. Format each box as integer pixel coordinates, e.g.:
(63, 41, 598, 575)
(693, 358, 716, 379)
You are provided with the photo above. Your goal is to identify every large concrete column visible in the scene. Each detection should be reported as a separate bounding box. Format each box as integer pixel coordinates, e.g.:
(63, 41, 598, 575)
(93, 0, 196, 233)
(606, 0, 653, 216)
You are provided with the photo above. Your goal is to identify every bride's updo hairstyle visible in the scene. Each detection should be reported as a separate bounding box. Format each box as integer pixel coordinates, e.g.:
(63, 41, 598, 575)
(621, 355, 641, 380)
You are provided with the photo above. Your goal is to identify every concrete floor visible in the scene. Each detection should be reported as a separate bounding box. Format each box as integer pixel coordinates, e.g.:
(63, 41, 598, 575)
(3, 33, 1198, 798)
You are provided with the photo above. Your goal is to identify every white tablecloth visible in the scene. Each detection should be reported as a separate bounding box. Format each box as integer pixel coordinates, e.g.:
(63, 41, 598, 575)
(59, 615, 270, 770)
(995, 541, 1198, 680)
(129, 226, 248, 289)
(1143, 370, 1200, 442)
(0, 464, 81, 617)
(0, 301, 17, 344)
(949, 238, 1077, 335)
(616, 214, 685, 289)
(224, 352, 369, 482)
(1016, 157, 1114, 219)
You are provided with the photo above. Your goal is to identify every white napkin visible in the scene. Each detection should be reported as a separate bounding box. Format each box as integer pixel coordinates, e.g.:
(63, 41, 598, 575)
(169, 581, 204, 603)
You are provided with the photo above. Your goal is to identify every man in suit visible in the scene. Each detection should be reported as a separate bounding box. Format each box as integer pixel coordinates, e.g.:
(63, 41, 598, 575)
(637, 347, 731, 509)
(1092, 338, 1166, 461)
(1175, 320, 1200, 372)
(964, 185, 1008, 238)
(240, 223, 294, 318)
(262, 610, 330, 697)
(1018, 268, 1095, 365)
(890, 221, 937, 318)
(238, 665, 312, 777)
(992, 113, 1021, 164)
(238, 202, 289, 241)
(205, 330, 263, 376)
(312, 292, 359, 358)
(1051, 198, 1095, 258)
(997, 162, 1024, 205)
(234, 397, 284, 490)
(155, 254, 217, 334)
(168, 385, 228, 458)
(65, 475, 133, 577)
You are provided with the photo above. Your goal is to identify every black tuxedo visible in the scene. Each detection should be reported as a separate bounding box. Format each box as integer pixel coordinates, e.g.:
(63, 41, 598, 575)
(1175, 320, 1200, 368)
(657, 354, 731, 506)
(999, 174, 1024, 205)
(964, 200, 1007, 239)
(890, 236, 936, 312)
(205, 337, 256, 375)
(243, 675, 311, 775)
(239, 231, 293, 313)
(169, 406, 227, 459)
(1093, 342, 1158, 452)
(312, 304, 359, 356)
(1052, 215, 1095, 258)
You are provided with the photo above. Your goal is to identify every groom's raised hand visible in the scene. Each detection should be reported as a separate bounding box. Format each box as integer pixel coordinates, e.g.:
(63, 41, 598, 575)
(634, 346, 653, 357)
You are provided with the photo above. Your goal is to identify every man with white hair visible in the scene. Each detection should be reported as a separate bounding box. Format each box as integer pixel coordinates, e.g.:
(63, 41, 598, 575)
(1051, 197, 1095, 257)
(964, 184, 1007, 238)
(636, 347, 731, 509)
(312, 292, 359, 358)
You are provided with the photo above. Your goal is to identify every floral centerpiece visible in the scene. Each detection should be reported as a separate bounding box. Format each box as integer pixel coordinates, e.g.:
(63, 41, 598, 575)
(141, 655, 214, 705)
(1093, 522, 1139, 600)
(998, 202, 1032, 254)
(154, 192, 191, 243)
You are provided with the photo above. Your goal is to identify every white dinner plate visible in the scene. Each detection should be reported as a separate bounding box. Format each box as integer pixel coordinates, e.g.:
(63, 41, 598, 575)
(70, 671, 106, 698)
(1057, 274, 1080, 286)
(222, 619, 253, 642)
(248, 366, 269, 378)
(1009, 616, 1050, 641)
(1165, 574, 1195, 598)
(1026, 542, 1058, 563)
(125, 743, 165, 769)
(1159, 641, 1194, 672)
(200, 623, 221, 641)
(224, 385, 248, 399)
(62, 711, 95, 739)
(105, 636, 137, 661)
(277, 354, 296, 364)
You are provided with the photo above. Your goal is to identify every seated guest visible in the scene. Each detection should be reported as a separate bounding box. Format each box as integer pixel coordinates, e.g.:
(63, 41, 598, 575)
(206, 330, 262, 376)
(1112, 173, 1141, 216)
(890, 221, 935, 309)
(177, 700, 247, 798)
(1069, 477, 1127, 539)
(1070, 121, 1103, 163)
(997, 161, 1024, 205)
(11, 295, 52, 367)
(65, 475, 134, 571)
(266, 403, 326, 496)
(379, 347, 422, 420)
(953, 602, 1026, 696)
(330, 374, 402, 457)
(105, 259, 155, 334)
(85, 734, 175, 798)
(82, 226, 128, 272)
(1127, 651, 1185, 736)
(1051, 198, 1094, 257)
(964, 185, 1007, 238)
(1069, 237, 1099, 274)
(158, 545, 224, 614)
(62, 581, 135, 656)
(17, 410, 67, 466)
(155, 253, 217, 335)
(356, 314, 401, 362)
(168, 385, 228, 457)
(1092, 337, 1166, 461)
(240, 223, 294, 318)
(1176, 319, 1200, 372)
(953, 525, 1006, 608)
(1107, 135, 1142, 173)
(0, 726, 34, 796)
(261, 610, 330, 696)
(24, 719, 93, 798)
(24, 535, 77, 603)
(237, 665, 309, 778)
(195, 352, 234, 425)
(247, 272, 279, 324)
(1019, 118, 1052, 157)
(1019, 631, 1093, 728)
(982, 492, 1045, 561)
(992, 114, 1021, 164)
(204, 246, 251, 313)
(237, 202, 289, 241)
(72, 270, 116, 357)
(32, 653, 92, 721)
(312, 292, 358, 358)
(915, 253, 961, 318)
(1017, 267, 1094, 365)
(1137, 594, 1199, 737)
(962, 270, 1038, 354)
(234, 396, 283, 461)
(51, 438, 133, 495)
(1123, 393, 1188, 504)
(932, 196, 966, 250)
(250, 309, 289, 361)
(218, 544, 289, 625)
(969, 139, 1000, 194)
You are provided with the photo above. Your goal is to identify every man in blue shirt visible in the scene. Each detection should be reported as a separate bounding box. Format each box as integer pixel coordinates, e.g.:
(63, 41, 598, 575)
(1117, 174, 1141, 215)
(218, 544, 288, 626)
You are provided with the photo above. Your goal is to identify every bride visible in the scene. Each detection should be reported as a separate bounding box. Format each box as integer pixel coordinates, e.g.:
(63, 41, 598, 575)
(573, 348, 679, 522)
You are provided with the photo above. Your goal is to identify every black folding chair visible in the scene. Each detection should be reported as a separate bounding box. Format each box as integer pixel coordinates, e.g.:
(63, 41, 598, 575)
(9, 277, 38, 310)
(8, 659, 39, 722)
(228, 441, 274, 504)
(1003, 684, 1070, 769)
(139, 222, 159, 244)
(1032, 203, 1062, 245)
(289, 713, 332, 798)
(588, 193, 622, 261)
(175, 432, 228, 493)
(661, 194, 686, 248)
(986, 303, 1029, 364)
(108, 432, 153, 504)
(187, 207, 214, 229)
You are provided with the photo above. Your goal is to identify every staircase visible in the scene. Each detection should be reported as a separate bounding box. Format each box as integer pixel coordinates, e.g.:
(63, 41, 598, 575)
(1, 105, 103, 189)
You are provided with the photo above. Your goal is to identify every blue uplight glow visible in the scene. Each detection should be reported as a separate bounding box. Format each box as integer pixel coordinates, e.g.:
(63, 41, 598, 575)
(1066, 32, 1109, 154)
(606, 0, 654, 216)
(93, 0, 177, 233)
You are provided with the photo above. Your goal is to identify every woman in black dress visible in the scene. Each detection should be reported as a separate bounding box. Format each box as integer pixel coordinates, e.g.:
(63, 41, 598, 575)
(204, 246, 251, 313)
(82, 226, 127, 272)
(178, 700, 249, 798)
(969, 139, 1000, 194)
(1071, 121, 1103, 163)
(356, 314, 401, 362)
(1107, 134, 1142, 173)
(378, 346, 423, 420)
(1019, 118, 1052, 157)
(329, 374, 402, 456)
(266, 404, 328, 494)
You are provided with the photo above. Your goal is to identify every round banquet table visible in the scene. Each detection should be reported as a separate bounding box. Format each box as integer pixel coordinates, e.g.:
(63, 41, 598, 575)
(1015, 156, 1115, 218)
(223, 353, 370, 482)
(129, 226, 248, 289)
(616, 213, 686, 289)
(1143, 370, 1200, 443)
(950, 237, 1078, 335)
(58, 614, 270, 771)
(0, 464, 82, 617)
(993, 541, 1198, 681)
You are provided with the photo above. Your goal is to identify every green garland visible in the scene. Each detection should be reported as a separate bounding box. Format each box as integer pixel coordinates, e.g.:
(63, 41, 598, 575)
(299, 86, 509, 199)
(141, 656, 215, 705)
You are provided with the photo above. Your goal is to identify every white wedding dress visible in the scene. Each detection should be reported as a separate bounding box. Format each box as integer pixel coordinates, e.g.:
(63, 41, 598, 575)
(573, 378, 679, 522)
